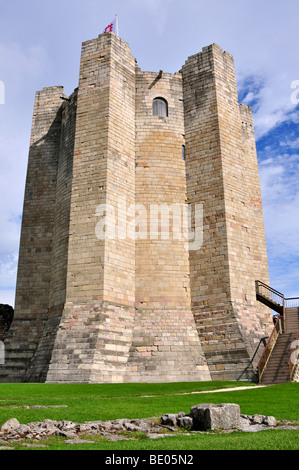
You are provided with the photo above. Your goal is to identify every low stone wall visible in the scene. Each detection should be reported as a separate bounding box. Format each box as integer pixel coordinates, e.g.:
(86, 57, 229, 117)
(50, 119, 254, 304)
(1, 403, 298, 446)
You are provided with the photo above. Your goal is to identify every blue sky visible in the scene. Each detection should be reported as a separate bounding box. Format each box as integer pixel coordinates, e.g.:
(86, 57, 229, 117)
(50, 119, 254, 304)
(0, 0, 298, 306)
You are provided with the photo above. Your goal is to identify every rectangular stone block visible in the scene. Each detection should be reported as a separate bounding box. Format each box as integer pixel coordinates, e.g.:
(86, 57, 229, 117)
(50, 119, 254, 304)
(189, 403, 240, 430)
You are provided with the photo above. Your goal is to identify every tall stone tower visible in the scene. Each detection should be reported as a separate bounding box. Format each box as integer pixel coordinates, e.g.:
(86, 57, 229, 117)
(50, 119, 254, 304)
(0, 33, 273, 383)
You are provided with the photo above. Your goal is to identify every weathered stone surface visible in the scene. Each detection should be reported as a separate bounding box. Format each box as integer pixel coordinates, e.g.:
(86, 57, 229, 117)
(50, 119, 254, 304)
(1, 418, 20, 433)
(251, 414, 264, 424)
(15, 425, 31, 438)
(262, 416, 277, 426)
(65, 439, 95, 445)
(189, 403, 240, 431)
(177, 416, 193, 429)
(240, 414, 251, 427)
(22, 443, 47, 448)
(161, 414, 178, 427)
(182, 44, 272, 382)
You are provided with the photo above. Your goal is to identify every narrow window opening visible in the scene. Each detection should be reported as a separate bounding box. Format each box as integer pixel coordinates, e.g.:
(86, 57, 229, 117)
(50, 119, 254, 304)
(182, 145, 186, 161)
(152, 97, 168, 117)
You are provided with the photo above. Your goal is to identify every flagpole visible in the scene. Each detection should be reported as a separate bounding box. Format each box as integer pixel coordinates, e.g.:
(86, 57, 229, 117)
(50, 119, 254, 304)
(115, 14, 119, 37)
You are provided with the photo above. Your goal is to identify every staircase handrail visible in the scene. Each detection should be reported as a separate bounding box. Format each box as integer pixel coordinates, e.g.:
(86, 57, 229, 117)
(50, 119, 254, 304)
(237, 336, 268, 382)
(285, 297, 299, 308)
(288, 331, 299, 382)
(256, 317, 282, 383)
(255, 280, 285, 301)
(256, 281, 299, 382)
(255, 280, 285, 325)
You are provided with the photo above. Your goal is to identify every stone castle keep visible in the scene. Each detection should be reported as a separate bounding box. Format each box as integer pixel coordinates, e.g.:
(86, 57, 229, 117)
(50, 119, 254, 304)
(0, 32, 273, 383)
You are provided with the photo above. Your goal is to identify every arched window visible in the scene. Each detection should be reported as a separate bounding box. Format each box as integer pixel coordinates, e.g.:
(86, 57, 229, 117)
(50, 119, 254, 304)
(152, 97, 168, 117)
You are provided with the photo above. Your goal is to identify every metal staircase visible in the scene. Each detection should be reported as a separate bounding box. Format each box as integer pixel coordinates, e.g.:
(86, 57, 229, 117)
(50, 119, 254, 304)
(255, 281, 299, 384)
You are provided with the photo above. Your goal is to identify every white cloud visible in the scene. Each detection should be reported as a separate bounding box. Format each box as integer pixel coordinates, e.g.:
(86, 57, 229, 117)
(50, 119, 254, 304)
(260, 156, 299, 264)
(261, 157, 274, 165)
(238, 73, 299, 140)
(0, 289, 16, 308)
(0, 253, 18, 288)
(242, 91, 255, 106)
(280, 137, 299, 149)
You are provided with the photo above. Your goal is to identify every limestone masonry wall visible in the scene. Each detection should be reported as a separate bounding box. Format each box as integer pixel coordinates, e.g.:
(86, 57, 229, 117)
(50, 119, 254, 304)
(47, 34, 137, 382)
(0, 33, 272, 383)
(182, 44, 272, 380)
(2, 87, 63, 381)
(135, 69, 188, 308)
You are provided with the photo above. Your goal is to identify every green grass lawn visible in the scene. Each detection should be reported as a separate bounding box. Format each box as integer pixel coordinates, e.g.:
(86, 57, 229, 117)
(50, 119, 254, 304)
(0, 381, 298, 450)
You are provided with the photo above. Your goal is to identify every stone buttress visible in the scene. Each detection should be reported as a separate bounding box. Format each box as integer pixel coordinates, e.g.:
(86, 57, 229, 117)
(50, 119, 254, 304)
(182, 45, 272, 379)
